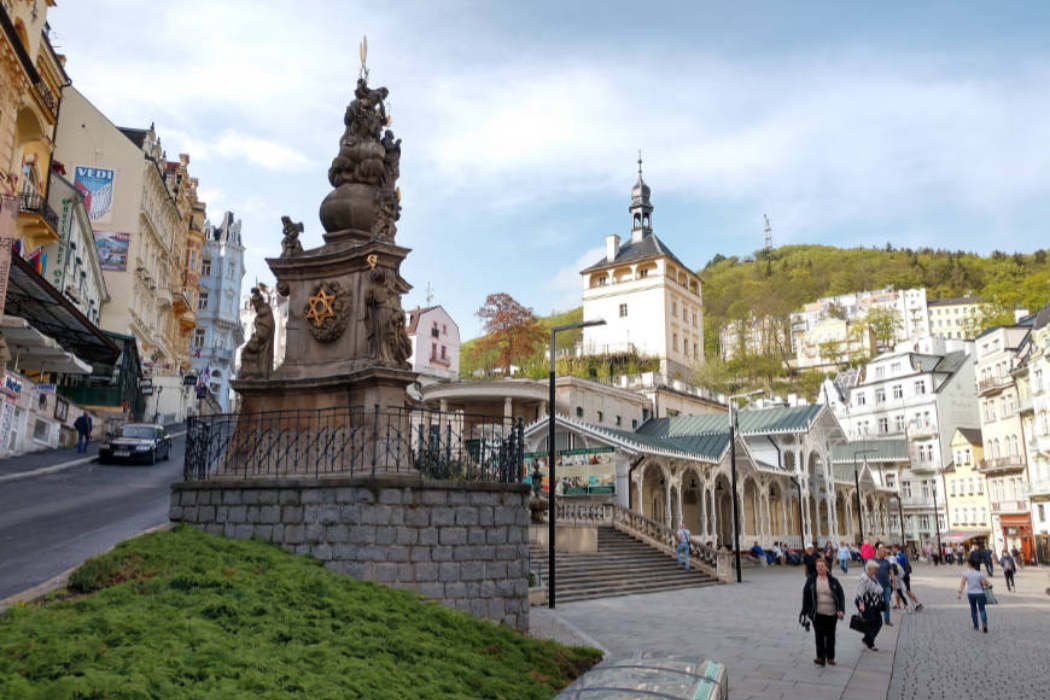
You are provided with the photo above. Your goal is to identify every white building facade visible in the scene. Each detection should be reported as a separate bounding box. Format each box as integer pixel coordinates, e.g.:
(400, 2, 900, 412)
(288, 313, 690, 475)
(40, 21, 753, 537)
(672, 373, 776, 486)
(1023, 305, 1050, 562)
(822, 337, 980, 545)
(406, 305, 460, 380)
(975, 321, 1036, 559)
(580, 162, 702, 382)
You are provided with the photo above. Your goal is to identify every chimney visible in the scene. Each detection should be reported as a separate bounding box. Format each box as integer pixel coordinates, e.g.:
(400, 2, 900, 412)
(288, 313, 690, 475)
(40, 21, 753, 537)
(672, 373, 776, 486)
(605, 234, 620, 262)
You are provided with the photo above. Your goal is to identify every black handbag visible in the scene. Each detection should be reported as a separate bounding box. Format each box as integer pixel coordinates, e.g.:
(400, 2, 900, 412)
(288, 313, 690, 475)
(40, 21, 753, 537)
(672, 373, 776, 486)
(849, 614, 866, 633)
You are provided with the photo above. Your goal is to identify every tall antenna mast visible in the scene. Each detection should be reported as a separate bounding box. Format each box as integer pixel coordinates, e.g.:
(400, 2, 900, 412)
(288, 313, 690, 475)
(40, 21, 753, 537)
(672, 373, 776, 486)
(763, 214, 773, 250)
(425, 282, 434, 305)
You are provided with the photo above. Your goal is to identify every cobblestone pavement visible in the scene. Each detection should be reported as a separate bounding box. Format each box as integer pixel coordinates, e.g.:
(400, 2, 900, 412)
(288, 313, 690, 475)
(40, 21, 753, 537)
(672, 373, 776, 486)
(889, 561, 1050, 700)
(552, 563, 902, 699)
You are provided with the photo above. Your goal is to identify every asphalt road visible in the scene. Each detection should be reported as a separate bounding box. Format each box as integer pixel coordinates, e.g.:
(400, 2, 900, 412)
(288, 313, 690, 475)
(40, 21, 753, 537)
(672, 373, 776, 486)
(0, 433, 185, 600)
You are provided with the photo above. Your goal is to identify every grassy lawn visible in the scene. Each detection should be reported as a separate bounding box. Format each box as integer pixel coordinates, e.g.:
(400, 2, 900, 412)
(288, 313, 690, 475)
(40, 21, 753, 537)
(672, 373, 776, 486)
(0, 525, 600, 699)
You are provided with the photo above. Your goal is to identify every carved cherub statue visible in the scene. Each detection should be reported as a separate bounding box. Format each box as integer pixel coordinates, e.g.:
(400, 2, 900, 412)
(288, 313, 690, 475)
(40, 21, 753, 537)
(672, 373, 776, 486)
(280, 216, 304, 257)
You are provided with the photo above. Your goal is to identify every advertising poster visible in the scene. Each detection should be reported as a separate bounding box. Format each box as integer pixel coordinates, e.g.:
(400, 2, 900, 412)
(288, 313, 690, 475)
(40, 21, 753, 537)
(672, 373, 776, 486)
(94, 231, 130, 271)
(73, 166, 115, 223)
(524, 446, 616, 495)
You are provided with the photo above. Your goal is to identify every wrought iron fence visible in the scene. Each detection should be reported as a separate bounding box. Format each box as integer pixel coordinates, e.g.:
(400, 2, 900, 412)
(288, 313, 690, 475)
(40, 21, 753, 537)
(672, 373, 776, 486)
(184, 405, 525, 483)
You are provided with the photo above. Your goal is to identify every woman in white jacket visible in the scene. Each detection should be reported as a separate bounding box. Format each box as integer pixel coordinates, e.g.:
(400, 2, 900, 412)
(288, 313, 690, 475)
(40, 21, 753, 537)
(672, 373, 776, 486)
(855, 559, 885, 651)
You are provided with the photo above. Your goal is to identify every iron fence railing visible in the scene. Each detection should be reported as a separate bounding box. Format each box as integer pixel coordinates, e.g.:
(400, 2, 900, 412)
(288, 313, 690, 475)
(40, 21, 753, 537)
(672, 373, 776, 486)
(18, 192, 59, 232)
(184, 405, 525, 483)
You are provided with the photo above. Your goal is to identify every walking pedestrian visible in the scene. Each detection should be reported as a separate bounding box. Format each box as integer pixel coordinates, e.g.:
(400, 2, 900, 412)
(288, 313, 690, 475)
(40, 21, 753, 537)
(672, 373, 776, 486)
(801, 557, 845, 666)
(957, 559, 991, 633)
(999, 548, 1017, 592)
(956, 544, 965, 566)
(802, 543, 821, 577)
(982, 546, 995, 577)
(860, 539, 875, 562)
(73, 412, 93, 454)
(855, 559, 885, 651)
(892, 544, 924, 611)
(675, 521, 691, 570)
(837, 541, 851, 574)
(874, 545, 896, 626)
(1010, 545, 1022, 568)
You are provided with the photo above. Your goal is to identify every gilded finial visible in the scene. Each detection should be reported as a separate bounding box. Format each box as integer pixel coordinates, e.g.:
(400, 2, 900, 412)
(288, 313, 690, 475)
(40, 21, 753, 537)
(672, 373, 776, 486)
(367, 254, 379, 270)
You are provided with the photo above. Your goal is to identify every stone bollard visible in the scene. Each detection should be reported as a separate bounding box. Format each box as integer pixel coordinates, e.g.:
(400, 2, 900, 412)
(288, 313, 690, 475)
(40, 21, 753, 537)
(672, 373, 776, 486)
(716, 551, 734, 583)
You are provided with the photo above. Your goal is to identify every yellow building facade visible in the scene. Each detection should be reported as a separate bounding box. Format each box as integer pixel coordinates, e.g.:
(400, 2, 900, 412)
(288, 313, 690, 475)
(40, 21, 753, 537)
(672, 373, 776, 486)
(944, 428, 992, 543)
(163, 154, 204, 375)
(0, 0, 67, 253)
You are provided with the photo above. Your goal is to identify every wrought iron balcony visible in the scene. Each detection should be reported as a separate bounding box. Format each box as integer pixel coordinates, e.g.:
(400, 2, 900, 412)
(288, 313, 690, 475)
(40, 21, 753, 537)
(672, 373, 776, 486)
(34, 80, 58, 119)
(18, 192, 59, 232)
(909, 422, 938, 438)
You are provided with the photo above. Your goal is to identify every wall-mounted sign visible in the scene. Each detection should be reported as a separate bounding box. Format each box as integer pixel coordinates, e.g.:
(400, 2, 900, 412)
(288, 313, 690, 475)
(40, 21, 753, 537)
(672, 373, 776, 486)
(3, 373, 23, 396)
(524, 447, 617, 494)
(74, 167, 115, 223)
(37, 384, 56, 394)
(182, 374, 198, 386)
(94, 231, 130, 271)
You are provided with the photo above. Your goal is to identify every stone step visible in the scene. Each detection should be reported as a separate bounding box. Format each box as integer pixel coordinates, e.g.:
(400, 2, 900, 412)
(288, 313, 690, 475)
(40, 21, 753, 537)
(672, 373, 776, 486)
(555, 579, 719, 603)
(543, 570, 714, 587)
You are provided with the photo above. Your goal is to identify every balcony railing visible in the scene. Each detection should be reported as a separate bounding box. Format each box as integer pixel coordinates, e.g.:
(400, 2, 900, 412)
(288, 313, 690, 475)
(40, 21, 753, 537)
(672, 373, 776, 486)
(898, 494, 938, 508)
(34, 80, 58, 119)
(909, 422, 937, 438)
(978, 376, 1011, 395)
(1025, 480, 1050, 498)
(978, 456, 1026, 473)
(18, 192, 59, 232)
(990, 499, 1028, 514)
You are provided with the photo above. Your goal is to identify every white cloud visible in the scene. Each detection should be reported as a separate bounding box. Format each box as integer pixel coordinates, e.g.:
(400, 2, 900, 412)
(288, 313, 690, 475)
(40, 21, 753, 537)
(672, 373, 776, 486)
(212, 131, 313, 172)
(547, 246, 604, 311)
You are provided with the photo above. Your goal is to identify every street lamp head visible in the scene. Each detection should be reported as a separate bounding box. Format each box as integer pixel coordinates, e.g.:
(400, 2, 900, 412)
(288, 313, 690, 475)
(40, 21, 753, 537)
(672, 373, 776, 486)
(553, 318, 606, 334)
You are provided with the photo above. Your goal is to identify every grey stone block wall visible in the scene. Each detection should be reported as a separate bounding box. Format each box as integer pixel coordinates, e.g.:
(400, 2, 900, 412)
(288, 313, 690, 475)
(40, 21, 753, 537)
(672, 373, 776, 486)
(170, 477, 531, 630)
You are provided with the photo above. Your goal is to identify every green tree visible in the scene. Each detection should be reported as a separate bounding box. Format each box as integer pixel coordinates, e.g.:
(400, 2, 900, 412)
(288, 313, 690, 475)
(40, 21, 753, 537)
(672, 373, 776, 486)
(862, 306, 902, 349)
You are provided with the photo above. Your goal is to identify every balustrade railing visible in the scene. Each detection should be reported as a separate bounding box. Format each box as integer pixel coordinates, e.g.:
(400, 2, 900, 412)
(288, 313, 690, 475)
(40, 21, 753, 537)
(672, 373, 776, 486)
(184, 405, 525, 483)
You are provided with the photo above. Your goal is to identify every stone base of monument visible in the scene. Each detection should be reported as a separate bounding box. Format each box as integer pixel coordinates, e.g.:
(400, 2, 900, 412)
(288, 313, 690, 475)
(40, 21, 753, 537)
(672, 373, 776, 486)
(169, 476, 532, 630)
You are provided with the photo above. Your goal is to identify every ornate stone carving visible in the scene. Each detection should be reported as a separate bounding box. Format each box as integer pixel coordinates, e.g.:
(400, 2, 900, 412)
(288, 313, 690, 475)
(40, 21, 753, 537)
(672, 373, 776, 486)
(239, 288, 275, 379)
(303, 281, 350, 343)
(365, 267, 410, 367)
(280, 215, 304, 257)
(319, 75, 402, 236)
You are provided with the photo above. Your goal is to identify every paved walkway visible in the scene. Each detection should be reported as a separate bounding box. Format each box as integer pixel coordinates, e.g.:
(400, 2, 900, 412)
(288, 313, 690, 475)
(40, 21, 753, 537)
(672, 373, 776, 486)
(545, 560, 1050, 699)
(551, 564, 901, 699)
(889, 561, 1050, 699)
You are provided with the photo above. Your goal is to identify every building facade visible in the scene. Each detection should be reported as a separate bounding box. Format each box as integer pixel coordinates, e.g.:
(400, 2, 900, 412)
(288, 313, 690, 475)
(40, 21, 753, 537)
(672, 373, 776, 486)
(795, 317, 875, 369)
(54, 87, 206, 422)
(580, 162, 703, 381)
(719, 314, 791, 362)
(0, 1, 67, 259)
(191, 212, 244, 413)
(406, 305, 460, 380)
(974, 322, 1036, 560)
(1024, 305, 1050, 562)
(943, 428, 992, 543)
(821, 338, 979, 545)
(43, 171, 108, 323)
(927, 296, 989, 341)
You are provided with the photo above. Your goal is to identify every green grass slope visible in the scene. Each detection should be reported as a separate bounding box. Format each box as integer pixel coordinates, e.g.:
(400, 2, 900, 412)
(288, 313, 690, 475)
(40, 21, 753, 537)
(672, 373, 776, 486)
(0, 525, 600, 699)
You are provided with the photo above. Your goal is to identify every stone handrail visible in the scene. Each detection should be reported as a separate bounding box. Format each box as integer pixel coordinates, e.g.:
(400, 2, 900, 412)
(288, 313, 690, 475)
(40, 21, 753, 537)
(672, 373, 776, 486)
(552, 501, 723, 579)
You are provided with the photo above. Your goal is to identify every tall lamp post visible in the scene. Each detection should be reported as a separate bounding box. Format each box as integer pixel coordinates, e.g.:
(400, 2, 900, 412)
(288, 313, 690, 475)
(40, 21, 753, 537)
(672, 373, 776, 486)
(547, 318, 605, 608)
(728, 390, 763, 583)
(853, 449, 877, 544)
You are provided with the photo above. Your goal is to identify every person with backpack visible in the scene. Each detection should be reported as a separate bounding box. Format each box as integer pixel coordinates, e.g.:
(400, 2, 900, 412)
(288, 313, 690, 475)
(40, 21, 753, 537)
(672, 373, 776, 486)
(999, 548, 1017, 592)
(893, 544, 924, 611)
(675, 521, 692, 570)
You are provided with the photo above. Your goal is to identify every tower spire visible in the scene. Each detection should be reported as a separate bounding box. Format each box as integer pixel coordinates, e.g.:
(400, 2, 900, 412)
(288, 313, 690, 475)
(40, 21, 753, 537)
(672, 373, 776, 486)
(629, 149, 652, 241)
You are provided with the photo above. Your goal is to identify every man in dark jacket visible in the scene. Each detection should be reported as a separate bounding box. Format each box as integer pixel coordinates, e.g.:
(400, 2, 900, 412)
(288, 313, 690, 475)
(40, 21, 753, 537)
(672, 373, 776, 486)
(981, 546, 994, 576)
(73, 412, 93, 454)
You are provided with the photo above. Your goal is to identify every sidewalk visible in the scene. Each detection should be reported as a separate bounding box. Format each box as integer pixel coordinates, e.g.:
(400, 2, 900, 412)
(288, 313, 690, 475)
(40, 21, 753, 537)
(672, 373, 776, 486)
(0, 444, 97, 479)
(0, 423, 186, 481)
(552, 565, 902, 700)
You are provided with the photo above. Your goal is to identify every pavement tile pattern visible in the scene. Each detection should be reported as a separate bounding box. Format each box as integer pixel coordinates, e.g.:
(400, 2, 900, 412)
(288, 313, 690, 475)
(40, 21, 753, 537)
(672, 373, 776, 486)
(552, 560, 1050, 699)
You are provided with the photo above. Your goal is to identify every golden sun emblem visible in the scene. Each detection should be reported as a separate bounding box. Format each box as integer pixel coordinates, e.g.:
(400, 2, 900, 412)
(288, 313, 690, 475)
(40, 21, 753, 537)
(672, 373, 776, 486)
(305, 286, 337, 327)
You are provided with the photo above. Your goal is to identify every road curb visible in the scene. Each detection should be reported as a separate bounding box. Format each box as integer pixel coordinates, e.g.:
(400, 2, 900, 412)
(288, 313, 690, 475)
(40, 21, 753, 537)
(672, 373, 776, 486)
(0, 522, 176, 613)
(0, 431, 187, 484)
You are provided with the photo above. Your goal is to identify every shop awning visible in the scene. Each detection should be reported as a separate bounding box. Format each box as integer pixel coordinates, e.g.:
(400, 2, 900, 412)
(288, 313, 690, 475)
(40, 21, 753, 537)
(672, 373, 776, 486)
(943, 529, 989, 543)
(1, 315, 92, 374)
(2, 253, 119, 365)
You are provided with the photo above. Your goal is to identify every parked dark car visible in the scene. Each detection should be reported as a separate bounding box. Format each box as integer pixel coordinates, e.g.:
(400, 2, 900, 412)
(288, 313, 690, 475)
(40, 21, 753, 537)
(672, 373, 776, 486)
(98, 423, 172, 465)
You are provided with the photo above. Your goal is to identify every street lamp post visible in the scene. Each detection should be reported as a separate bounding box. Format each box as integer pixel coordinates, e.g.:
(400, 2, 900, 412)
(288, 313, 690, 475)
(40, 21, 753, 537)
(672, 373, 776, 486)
(728, 390, 763, 583)
(547, 318, 605, 608)
(853, 449, 877, 544)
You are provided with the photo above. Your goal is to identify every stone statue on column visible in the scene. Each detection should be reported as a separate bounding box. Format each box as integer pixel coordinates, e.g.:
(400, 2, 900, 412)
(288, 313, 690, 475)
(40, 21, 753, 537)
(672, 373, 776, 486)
(239, 288, 275, 379)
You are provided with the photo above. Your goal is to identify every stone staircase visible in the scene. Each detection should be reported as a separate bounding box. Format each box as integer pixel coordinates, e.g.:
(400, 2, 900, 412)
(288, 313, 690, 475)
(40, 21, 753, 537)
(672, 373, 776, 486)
(529, 526, 718, 603)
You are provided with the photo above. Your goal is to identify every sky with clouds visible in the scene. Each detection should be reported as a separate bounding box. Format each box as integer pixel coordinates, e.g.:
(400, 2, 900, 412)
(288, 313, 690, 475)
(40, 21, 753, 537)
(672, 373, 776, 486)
(50, 1, 1050, 338)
